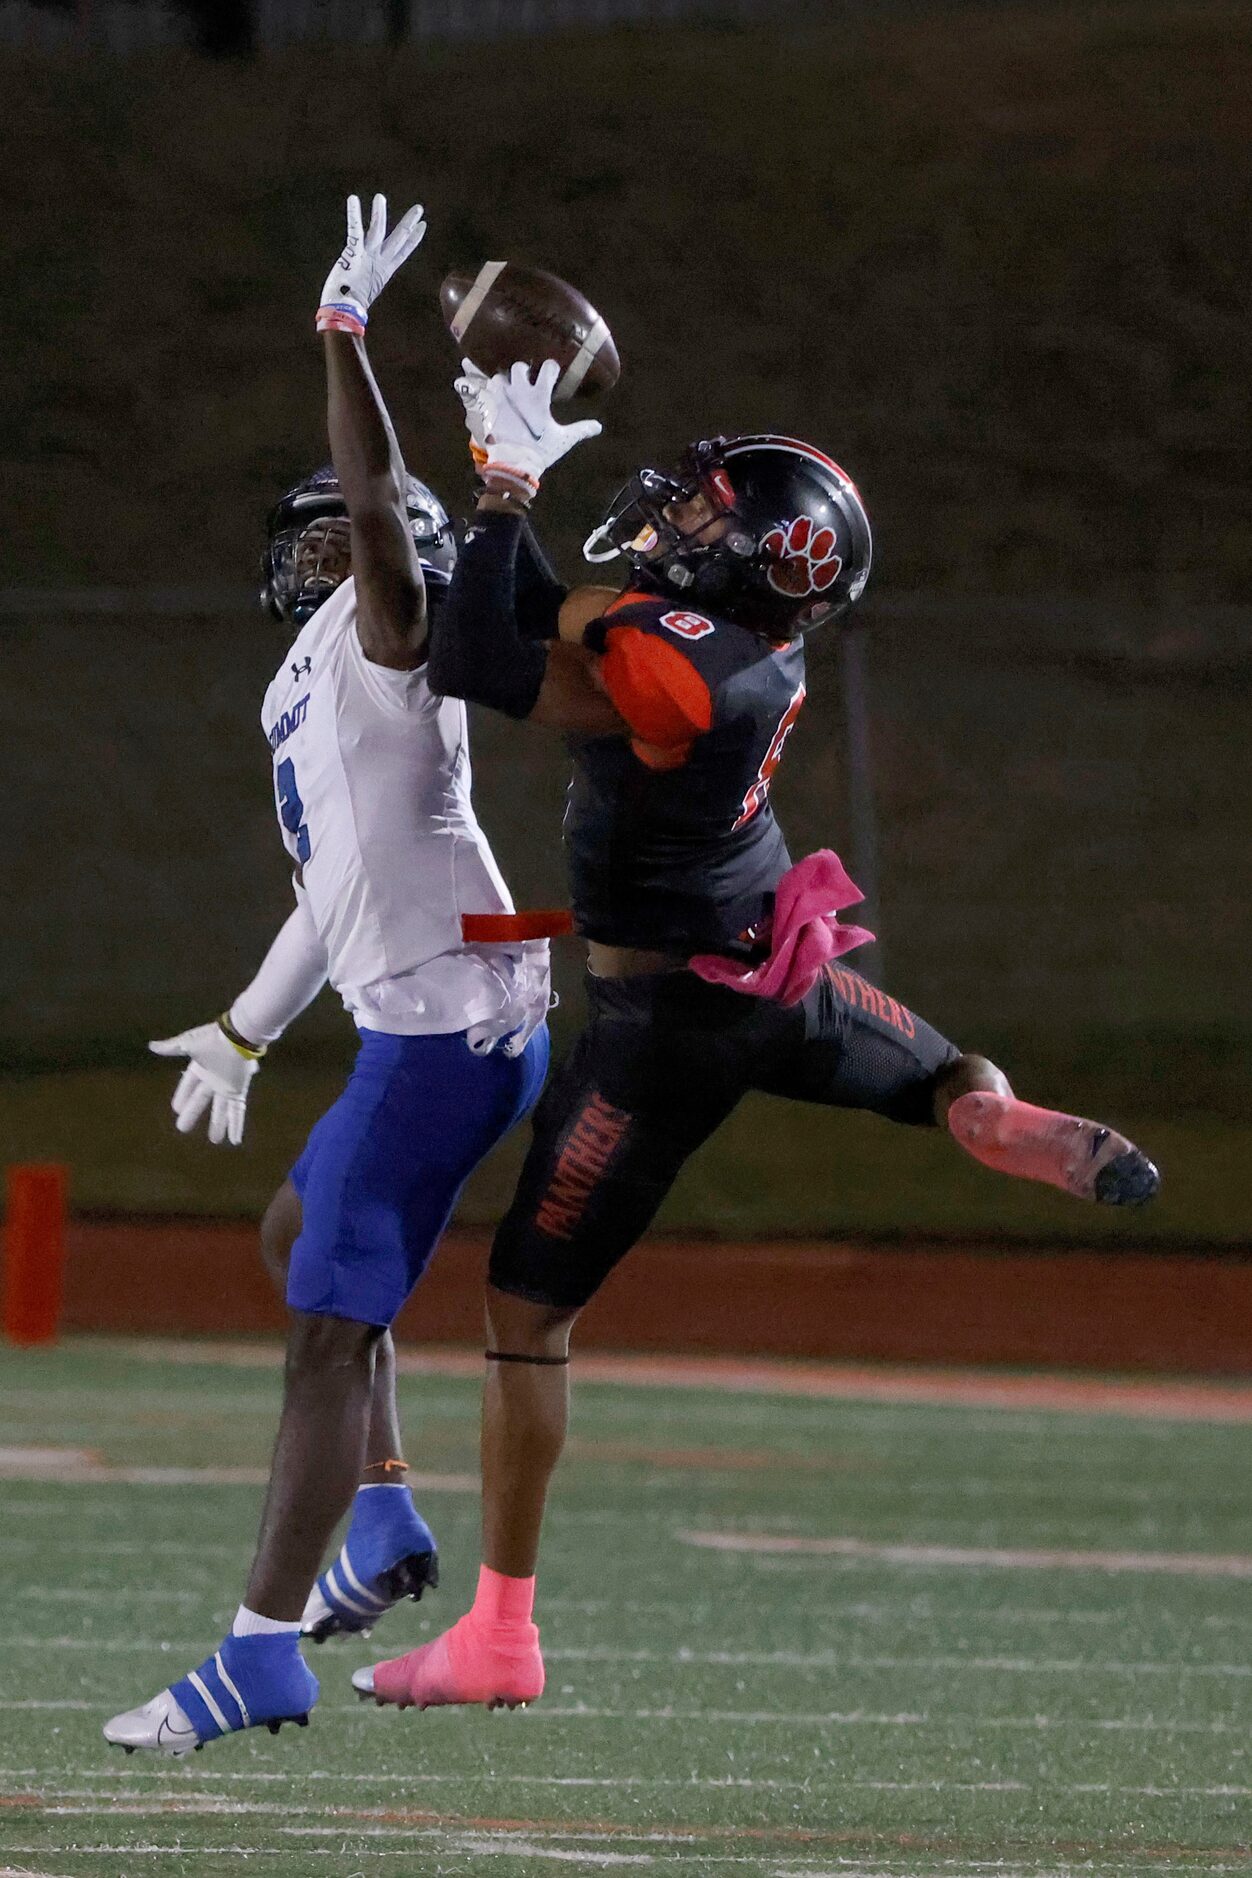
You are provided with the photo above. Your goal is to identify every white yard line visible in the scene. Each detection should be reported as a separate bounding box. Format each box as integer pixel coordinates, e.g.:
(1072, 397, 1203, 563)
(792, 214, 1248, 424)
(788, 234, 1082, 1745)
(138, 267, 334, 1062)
(0, 1858, 1237, 1877)
(681, 1530, 1252, 1578)
(0, 1637, 210, 1654)
(34, 1793, 1252, 1829)
(432, 1849, 652, 1869)
(13, 1807, 660, 1867)
(0, 1701, 1241, 1733)
(546, 1646, 1249, 1676)
(0, 1541, 247, 1559)
(0, 1852, 1239, 1876)
(0, 1853, 289, 1864)
(20, 1775, 1252, 1799)
(19, 1588, 207, 1606)
(539, 1598, 1136, 1627)
(0, 1449, 100, 1471)
(0, 1702, 97, 1712)
(460, 1704, 1248, 1733)
(0, 1854, 817, 1873)
(14, 1811, 1252, 1873)
(0, 1451, 477, 1492)
(12, 1634, 1247, 1676)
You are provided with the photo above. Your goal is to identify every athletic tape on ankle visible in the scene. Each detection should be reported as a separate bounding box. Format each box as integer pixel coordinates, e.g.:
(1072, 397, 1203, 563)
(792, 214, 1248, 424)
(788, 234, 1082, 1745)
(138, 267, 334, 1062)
(485, 1350, 570, 1366)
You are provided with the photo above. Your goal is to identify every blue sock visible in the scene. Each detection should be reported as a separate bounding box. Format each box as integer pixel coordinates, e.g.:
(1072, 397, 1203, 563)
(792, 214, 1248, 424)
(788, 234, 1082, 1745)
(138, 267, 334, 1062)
(171, 1633, 318, 1743)
(341, 1483, 437, 1584)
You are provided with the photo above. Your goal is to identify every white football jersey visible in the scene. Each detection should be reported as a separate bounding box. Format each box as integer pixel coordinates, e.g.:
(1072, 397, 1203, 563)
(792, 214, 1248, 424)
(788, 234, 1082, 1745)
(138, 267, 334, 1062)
(260, 577, 529, 1037)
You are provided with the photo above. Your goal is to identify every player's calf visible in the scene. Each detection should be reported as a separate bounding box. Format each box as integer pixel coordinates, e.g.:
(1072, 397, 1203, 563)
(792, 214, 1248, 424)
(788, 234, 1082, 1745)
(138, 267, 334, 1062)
(103, 1631, 318, 1757)
(302, 1481, 439, 1643)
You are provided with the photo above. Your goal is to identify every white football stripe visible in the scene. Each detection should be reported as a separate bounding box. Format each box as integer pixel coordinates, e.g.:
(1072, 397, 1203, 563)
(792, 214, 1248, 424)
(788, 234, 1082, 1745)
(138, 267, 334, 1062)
(449, 260, 507, 344)
(186, 1670, 229, 1735)
(213, 1650, 250, 1729)
(556, 315, 609, 399)
(336, 1550, 387, 1609)
(325, 1563, 381, 1618)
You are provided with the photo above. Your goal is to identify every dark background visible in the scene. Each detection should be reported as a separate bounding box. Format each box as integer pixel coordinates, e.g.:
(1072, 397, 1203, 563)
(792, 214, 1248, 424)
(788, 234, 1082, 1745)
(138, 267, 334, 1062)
(2, 0, 1249, 1240)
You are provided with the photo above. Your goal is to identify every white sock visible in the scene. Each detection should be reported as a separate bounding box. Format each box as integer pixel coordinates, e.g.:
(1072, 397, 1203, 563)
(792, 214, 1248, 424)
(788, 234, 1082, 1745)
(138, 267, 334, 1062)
(232, 1603, 301, 1637)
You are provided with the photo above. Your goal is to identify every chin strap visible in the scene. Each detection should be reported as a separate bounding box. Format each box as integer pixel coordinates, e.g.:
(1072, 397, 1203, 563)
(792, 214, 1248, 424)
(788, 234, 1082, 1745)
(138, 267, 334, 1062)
(485, 1350, 571, 1367)
(582, 520, 623, 564)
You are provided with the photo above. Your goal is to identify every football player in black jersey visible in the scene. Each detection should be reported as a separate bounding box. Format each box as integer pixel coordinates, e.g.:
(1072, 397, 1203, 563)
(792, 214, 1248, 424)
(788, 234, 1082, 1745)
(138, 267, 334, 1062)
(351, 359, 1160, 1714)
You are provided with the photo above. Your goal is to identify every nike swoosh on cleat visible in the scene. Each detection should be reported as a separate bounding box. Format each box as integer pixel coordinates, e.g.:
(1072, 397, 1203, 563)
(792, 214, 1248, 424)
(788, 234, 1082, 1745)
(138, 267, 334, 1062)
(157, 1715, 198, 1748)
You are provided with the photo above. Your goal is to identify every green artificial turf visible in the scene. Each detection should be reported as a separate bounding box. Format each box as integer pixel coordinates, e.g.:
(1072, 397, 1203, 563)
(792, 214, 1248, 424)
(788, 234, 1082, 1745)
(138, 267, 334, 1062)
(0, 1340, 1249, 1875)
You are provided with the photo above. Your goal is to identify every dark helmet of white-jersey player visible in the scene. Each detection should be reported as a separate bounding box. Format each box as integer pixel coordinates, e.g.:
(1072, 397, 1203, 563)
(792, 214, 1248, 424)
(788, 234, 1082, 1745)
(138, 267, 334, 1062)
(584, 433, 872, 638)
(261, 464, 457, 629)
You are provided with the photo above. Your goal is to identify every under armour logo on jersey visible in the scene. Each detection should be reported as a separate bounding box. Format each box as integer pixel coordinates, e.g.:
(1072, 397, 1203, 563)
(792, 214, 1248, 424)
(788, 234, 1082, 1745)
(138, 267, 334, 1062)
(291, 657, 312, 681)
(762, 517, 843, 598)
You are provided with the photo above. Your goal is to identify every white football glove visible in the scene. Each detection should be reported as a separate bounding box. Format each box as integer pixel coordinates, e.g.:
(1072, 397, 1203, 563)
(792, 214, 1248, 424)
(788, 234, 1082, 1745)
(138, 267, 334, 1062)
(466, 939, 554, 1059)
(457, 359, 602, 500)
(455, 357, 495, 475)
(149, 1022, 262, 1148)
(316, 193, 427, 337)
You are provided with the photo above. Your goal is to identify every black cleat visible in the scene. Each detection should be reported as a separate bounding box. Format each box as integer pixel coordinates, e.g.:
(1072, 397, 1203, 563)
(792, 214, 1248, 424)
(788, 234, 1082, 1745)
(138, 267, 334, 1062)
(1094, 1148, 1161, 1207)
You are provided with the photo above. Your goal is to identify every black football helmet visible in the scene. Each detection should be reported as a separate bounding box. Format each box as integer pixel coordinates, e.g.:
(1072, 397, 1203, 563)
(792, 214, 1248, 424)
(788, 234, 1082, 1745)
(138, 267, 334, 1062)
(261, 464, 457, 628)
(584, 434, 872, 635)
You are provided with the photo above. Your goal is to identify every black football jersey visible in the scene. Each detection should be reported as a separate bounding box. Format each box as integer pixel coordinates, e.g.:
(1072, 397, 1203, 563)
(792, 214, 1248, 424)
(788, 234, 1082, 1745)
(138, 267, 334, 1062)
(568, 593, 807, 953)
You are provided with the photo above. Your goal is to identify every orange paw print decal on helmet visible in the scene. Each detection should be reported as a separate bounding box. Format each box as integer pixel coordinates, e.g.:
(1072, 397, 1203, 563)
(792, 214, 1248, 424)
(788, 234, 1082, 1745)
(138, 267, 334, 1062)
(762, 517, 843, 598)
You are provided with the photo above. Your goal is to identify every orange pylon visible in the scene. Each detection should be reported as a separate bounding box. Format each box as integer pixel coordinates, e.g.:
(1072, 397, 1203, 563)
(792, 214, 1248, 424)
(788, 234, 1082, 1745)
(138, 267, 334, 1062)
(3, 1164, 69, 1346)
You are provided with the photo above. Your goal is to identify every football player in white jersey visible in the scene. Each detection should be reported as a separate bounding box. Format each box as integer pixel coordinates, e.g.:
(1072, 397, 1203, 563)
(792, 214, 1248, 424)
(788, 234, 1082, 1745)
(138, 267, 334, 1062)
(104, 195, 589, 1756)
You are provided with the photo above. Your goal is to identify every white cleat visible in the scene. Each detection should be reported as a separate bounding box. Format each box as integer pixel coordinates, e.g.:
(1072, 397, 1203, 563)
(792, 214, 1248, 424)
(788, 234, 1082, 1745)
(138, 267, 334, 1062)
(302, 1579, 373, 1642)
(351, 1664, 376, 1699)
(103, 1688, 202, 1758)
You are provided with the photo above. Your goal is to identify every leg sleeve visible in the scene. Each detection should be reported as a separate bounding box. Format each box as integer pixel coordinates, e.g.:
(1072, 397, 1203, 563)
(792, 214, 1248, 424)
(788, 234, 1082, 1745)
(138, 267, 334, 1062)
(754, 961, 961, 1127)
(489, 992, 742, 1310)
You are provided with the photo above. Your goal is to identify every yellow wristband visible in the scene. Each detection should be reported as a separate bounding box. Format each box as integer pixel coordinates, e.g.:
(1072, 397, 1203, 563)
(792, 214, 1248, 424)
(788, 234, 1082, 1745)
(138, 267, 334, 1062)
(217, 1015, 266, 1060)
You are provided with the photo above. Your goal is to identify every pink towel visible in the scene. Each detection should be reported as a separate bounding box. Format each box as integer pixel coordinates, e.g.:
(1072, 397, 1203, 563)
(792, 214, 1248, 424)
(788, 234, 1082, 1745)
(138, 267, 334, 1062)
(689, 850, 875, 1006)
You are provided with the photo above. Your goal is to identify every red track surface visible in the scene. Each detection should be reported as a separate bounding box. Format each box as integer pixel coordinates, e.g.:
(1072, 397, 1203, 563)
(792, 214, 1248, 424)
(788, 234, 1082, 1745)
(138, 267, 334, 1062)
(48, 1222, 1252, 1373)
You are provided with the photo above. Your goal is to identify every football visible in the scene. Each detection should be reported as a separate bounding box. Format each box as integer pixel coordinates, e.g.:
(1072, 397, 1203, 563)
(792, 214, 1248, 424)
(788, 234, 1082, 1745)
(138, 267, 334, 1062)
(439, 262, 620, 401)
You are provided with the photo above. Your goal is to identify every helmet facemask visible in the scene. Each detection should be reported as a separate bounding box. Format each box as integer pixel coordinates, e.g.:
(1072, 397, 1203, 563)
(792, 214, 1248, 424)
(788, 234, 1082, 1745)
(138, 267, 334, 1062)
(270, 516, 352, 627)
(262, 467, 457, 631)
(584, 441, 757, 604)
(585, 435, 871, 636)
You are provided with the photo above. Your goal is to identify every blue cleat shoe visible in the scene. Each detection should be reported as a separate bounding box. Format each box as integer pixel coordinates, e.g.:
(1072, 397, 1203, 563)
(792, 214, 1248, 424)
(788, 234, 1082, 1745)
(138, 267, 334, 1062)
(301, 1483, 439, 1643)
(104, 1633, 318, 1757)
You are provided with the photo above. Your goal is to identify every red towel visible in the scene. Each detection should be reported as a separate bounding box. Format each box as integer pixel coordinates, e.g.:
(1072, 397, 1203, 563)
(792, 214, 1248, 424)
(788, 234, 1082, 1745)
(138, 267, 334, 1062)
(689, 850, 874, 1006)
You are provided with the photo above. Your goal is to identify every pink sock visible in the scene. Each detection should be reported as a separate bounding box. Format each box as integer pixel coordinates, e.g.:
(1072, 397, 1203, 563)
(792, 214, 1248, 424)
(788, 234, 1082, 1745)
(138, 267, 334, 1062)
(948, 1090, 1114, 1197)
(369, 1569, 544, 1709)
(471, 1564, 536, 1627)
(948, 1090, 1158, 1208)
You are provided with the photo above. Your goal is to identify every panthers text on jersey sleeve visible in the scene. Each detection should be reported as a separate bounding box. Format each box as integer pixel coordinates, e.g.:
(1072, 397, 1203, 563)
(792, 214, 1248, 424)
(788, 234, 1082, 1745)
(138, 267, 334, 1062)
(260, 577, 520, 1035)
(567, 592, 806, 954)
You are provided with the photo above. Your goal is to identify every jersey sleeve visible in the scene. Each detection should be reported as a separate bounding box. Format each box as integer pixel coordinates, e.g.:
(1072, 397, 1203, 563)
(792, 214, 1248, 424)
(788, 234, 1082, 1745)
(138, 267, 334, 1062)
(594, 597, 716, 770)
